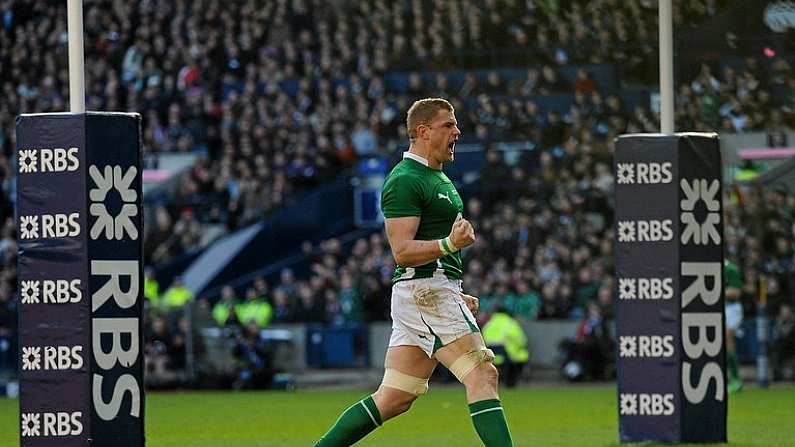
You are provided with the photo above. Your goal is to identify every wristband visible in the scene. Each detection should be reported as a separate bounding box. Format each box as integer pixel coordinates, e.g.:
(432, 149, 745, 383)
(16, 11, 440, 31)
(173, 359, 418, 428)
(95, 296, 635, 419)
(438, 236, 458, 256)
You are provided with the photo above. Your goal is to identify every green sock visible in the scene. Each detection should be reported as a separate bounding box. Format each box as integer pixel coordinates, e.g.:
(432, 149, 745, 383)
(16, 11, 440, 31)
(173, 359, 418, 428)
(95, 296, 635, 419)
(727, 350, 740, 382)
(469, 399, 514, 447)
(313, 395, 382, 447)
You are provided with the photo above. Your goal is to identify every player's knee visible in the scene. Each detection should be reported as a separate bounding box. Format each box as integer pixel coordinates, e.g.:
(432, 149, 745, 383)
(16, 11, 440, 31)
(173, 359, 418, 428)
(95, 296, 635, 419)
(375, 368, 430, 420)
(464, 362, 499, 393)
(478, 361, 500, 384)
(373, 386, 418, 418)
(391, 393, 417, 415)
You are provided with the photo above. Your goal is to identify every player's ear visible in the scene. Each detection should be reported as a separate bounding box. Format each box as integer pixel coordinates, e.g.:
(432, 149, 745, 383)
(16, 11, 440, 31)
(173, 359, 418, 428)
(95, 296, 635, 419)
(417, 123, 430, 141)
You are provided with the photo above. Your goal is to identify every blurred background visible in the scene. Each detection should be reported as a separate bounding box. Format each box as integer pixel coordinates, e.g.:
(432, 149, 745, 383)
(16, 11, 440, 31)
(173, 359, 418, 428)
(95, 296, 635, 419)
(0, 0, 794, 393)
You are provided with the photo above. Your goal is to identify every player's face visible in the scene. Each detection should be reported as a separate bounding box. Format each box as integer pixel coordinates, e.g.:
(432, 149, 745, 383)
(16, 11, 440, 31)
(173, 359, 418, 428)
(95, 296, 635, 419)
(426, 109, 461, 164)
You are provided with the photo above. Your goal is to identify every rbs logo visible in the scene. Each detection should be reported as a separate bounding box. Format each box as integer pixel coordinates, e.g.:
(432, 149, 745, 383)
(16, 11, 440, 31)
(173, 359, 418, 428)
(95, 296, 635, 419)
(21, 345, 83, 371)
(619, 335, 675, 358)
(19, 213, 80, 240)
(21, 412, 83, 437)
(617, 220, 674, 242)
(91, 262, 142, 421)
(616, 162, 673, 185)
(681, 262, 724, 404)
(680, 177, 725, 405)
(620, 393, 675, 416)
(89, 164, 142, 422)
(618, 277, 674, 300)
(18, 148, 80, 174)
(20, 279, 82, 304)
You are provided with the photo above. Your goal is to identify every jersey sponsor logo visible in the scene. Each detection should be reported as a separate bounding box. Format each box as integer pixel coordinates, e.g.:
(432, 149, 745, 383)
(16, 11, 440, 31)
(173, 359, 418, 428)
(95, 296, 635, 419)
(20, 279, 82, 304)
(617, 220, 673, 242)
(21, 345, 84, 371)
(618, 277, 674, 300)
(19, 213, 80, 240)
(437, 192, 453, 204)
(18, 147, 80, 174)
(616, 162, 673, 185)
(620, 393, 675, 416)
(21, 411, 83, 437)
(619, 335, 675, 358)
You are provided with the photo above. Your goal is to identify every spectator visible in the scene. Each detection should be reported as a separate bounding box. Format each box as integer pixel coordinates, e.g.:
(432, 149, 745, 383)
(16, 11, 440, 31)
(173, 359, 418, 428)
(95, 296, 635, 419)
(232, 322, 274, 389)
(514, 68, 540, 96)
(574, 69, 597, 94)
(538, 281, 570, 319)
(271, 288, 295, 324)
(560, 302, 614, 381)
(482, 306, 530, 387)
(162, 277, 193, 308)
(144, 267, 161, 309)
(338, 273, 363, 323)
(212, 286, 239, 327)
(541, 111, 566, 149)
(538, 65, 568, 94)
(236, 287, 273, 328)
(143, 316, 183, 385)
(771, 304, 795, 381)
(573, 266, 600, 315)
(351, 121, 378, 157)
(293, 282, 325, 323)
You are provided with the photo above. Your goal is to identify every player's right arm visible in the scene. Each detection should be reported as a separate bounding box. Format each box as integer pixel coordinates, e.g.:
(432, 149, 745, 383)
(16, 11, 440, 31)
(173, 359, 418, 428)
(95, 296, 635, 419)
(385, 217, 475, 267)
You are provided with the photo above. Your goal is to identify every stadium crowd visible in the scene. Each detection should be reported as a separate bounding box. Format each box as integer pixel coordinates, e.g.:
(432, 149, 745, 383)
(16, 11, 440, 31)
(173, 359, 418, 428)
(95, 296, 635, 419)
(1, 0, 794, 380)
(1, 0, 744, 265)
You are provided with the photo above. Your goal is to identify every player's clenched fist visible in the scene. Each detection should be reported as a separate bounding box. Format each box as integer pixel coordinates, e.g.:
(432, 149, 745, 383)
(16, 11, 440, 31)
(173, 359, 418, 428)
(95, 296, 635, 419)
(449, 218, 475, 249)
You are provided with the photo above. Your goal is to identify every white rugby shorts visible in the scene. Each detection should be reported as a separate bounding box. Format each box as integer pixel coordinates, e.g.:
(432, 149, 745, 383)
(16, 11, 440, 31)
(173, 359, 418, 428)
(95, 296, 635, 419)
(388, 273, 480, 358)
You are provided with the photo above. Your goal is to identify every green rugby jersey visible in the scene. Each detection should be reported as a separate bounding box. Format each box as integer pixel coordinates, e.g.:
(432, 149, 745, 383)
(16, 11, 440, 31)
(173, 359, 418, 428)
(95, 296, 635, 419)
(381, 152, 464, 283)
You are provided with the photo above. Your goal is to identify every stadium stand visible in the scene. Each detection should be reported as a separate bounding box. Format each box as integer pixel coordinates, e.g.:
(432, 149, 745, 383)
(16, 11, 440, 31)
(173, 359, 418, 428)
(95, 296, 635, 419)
(1, 0, 794, 385)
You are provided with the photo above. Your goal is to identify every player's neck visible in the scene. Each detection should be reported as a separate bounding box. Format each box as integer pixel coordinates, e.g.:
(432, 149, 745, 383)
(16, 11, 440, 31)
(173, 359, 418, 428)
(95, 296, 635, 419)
(407, 145, 442, 170)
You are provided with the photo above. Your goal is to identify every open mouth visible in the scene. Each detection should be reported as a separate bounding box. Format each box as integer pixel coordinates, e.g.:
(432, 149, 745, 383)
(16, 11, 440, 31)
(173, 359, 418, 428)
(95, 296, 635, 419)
(448, 141, 456, 153)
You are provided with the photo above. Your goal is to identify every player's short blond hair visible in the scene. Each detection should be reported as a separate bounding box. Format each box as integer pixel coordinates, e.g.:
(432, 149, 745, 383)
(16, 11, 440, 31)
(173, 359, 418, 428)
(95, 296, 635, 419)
(406, 98, 454, 141)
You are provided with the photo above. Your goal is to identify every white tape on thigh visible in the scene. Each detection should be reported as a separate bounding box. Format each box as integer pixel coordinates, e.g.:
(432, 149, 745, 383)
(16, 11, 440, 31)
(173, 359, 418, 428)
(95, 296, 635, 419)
(381, 368, 429, 395)
(448, 348, 495, 382)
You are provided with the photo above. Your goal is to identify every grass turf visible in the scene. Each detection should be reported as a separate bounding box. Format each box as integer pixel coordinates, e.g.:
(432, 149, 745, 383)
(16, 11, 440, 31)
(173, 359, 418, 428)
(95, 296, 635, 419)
(1, 384, 794, 446)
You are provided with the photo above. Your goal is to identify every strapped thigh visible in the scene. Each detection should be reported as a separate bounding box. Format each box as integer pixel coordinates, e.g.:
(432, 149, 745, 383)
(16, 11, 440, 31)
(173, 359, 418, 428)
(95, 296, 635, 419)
(381, 368, 429, 395)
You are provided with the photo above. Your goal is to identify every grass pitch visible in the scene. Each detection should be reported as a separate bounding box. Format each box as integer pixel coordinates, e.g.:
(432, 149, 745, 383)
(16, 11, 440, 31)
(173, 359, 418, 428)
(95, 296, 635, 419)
(1, 384, 793, 446)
